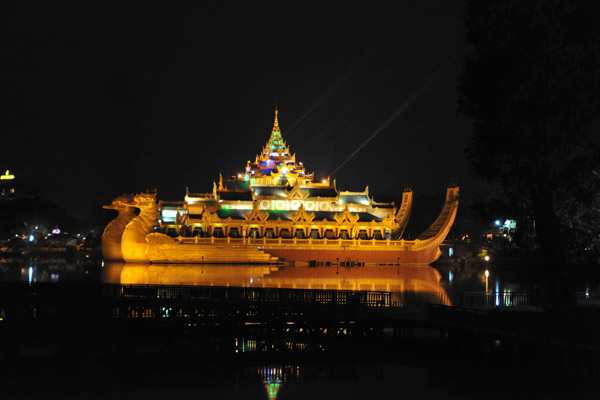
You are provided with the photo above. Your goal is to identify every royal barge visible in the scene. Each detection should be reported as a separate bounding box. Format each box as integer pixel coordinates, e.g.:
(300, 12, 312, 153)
(102, 110, 458, 265)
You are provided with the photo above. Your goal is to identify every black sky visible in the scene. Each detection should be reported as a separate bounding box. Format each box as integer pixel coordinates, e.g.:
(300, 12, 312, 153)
(1, 0, 478, 221)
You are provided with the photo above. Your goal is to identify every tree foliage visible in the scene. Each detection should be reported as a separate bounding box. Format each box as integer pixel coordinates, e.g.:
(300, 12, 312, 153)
(0, 197, 75, 237)
(459, 0, 600, 303)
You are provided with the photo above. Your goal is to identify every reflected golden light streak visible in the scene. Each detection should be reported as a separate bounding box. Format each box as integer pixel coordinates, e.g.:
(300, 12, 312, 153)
(102, 263, 450, 305)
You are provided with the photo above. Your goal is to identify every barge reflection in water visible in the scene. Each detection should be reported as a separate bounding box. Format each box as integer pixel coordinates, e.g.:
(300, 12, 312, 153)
(3, 261, 599, 399)
(101, 262, 451, 307)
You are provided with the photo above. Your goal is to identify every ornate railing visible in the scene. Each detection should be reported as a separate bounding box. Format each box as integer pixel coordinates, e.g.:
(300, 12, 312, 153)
(173, 235, 420, 249)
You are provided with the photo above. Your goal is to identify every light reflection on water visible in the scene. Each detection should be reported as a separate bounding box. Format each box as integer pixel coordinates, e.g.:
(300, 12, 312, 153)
(0, 261, 92, 284)
(3, 259, 534, 307)
(3, 261, 595, 399)
(101, 262, 451, 306)
(0, 261, 456, 399)
(1, 260, 454, 307)
(4, 258, 566, 308)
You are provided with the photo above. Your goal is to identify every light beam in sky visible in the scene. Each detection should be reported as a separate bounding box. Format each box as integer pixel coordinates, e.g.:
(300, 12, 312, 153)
(285, 48, 376, 137)
(329, 61, 453, 178)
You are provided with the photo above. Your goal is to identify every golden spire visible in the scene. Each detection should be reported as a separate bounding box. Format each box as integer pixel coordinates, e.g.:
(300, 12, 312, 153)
(272, 108, 280, 134)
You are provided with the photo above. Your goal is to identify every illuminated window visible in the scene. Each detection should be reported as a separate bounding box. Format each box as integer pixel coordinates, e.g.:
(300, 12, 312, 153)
(161, 209, 178, 222)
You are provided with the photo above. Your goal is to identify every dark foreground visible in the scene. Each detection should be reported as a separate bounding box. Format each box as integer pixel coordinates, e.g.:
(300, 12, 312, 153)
(1, 282, 599, 400)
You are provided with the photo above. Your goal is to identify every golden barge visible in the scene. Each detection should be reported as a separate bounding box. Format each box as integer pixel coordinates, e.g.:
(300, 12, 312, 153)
(102, 110, 458, 265)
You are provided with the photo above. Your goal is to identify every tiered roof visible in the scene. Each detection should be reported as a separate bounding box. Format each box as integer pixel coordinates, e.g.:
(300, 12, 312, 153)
(182, 110, 396, 220)
(168, 109, 407, 236)
(238, 109, 312, 186)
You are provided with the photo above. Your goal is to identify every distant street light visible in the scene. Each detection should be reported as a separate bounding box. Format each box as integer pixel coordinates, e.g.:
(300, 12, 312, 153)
(485, 269, 489, 292)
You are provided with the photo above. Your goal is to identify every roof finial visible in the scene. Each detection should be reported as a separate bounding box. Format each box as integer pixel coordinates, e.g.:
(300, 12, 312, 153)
(272, 106, 280, 134)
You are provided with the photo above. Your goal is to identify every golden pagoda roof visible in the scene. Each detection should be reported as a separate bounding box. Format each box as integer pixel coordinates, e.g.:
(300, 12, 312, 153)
(237, 109, 312, 183)
(260, 109, 291, 161)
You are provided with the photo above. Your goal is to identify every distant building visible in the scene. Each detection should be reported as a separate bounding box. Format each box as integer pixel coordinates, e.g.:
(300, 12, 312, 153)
(0, 170, 35, 202)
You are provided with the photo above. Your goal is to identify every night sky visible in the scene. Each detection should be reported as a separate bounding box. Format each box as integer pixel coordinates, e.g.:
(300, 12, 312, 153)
(2, 1, 478, 221)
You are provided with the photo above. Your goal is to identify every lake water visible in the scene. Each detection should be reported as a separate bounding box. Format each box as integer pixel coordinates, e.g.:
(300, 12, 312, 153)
(1, 259, 597, 399)
(1, 256, 548, 309)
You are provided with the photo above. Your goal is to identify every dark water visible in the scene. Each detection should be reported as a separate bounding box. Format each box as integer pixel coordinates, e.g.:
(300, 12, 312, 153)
(0, 258, 539, 304)
(1, 258, 599, 399)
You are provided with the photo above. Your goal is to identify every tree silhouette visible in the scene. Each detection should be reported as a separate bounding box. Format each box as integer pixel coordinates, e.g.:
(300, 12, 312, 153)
(0, 197, 75, 237)
(458, 0, 600, 307)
